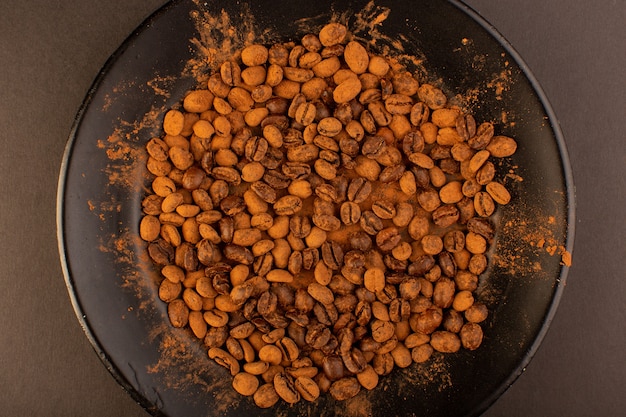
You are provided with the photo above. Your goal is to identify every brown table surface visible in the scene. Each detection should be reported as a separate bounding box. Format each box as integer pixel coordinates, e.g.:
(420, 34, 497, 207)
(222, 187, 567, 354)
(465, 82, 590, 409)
(1, 1, 624, 416)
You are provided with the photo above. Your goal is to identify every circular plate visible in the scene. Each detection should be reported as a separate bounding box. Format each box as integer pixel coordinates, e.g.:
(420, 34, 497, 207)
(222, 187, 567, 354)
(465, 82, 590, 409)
(57, 1, 575, 416)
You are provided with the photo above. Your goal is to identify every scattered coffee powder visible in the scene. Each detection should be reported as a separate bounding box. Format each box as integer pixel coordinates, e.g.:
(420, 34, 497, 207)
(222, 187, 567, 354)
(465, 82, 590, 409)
(139, 22, 517, 407)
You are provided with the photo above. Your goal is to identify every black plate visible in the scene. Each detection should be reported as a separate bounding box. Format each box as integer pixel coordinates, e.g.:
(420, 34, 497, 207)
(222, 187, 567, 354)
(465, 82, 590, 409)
(57, 1, 575, 416)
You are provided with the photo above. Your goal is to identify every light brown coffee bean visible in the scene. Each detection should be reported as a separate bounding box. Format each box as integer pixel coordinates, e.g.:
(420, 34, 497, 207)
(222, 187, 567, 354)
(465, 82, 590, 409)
(329, 377, 361, 401)
(318, 22, 347, 46)
(486, 181, 511, 205)
(232, 372, 260, 396)
(209, 347, 240, 375)
(430, 330, 461, 353)
(295, 376, 320, 402)
(411, 344, 434, 363)
(486, 135, 517, 157)
(253, 383, 280, 408)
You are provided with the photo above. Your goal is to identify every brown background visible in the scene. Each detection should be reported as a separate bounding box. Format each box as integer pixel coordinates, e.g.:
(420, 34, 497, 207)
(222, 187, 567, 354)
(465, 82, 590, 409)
(0, 0, 624, 416)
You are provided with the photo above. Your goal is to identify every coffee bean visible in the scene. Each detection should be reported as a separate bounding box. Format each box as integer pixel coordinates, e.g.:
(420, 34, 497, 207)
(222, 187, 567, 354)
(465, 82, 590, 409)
(273, 373, 300, 404)
(340, 201, 362, 225)
(321, 241, 344, 270)
(360, 211, 383, 235)
(371, 200, 396, 219)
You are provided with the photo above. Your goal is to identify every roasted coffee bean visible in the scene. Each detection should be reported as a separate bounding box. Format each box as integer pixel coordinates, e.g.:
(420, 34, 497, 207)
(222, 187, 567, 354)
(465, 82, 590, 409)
(315, 183, 337, 202)
(468, 122, 494, 150)
(289, 215, 312, 239)
(282, 161, 311, 179)
(371, 200, 396, 219)
(346, 177, 372, 203)
(408, 254, 435, 276)
(360, 211, 383, 235)
(444, 230, 466, 253)
(474, 191, 495, 217)
(260, 146, 284, 169)
(321, 241, 344, 270)
(372, 353, 394, 376)
(438, 251, 457, 277)
(264, 169, 291, 189)
(306, 323, 332, 349)
(376, 227, 401, 251)
(340, 201, 362, 225)
(432, 204, 460, 227)
(274, 373, 300, 404)
(361, 135, 386, 158)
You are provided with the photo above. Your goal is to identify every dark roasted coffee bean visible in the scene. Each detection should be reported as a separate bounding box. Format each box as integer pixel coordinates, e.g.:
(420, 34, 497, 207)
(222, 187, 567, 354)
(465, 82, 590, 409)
(264, 169, 291, 189)
(282, 161, 311, 179)
(253, 252, 274, 276)
(285, 308, 310, 327)
(245, 136, 269, 162)
(361, 136, 386, 158)
(347, 177, 372, 203)
(432, 204, 460, 227)
(402, 130, 425, 154)
(283, 128, 304, 148)
(312, 213, 341, 231)
(322, 355, 345, 381)
(264, 312, 290, 329)
(342, 348, 367, 374)
(348, 231, 372, 251)
(274, 195, 304, 216)
(212, 166, 241, 185)
(468, 122, 494, 150)
(457, 196, 475, 224)
(265, 96, 289, 114)
(314, 301, 338, 326)
(371, 200, 396, 219)
(321, 241, 344, 270)
(340, 201, 361, 225)
(376, 227, 401, 251)
(467, 217, 495, 241)
(339, 136, 360, 157)
(384, 254, 407, 271)
(218, 217, 234, 243)
(260, 146, 284, 169)
(378, 164, 405, 183)
(305, 323, 332, 349)
(295, 288, 316, 312)
(223, 244, 254, 265)
(251, 181, 277, 203)
(439, 158, 460, 175)
(290, 215, 312, 238)
(438, 251, 457, 277)
(315, 183, 338, 202)
(219, 195, 246, 216)
(274, 373, 300, 404)
(444, 230, 466, 253)
(410, 101, 430, 126)
(148, 238, 174, 265)
(360, 211, 383, 235)
(408, 255, 435, 275)
(355, 300, 372, 326)
(257, 290, 278, 316)
(175, 242, 198, 271)
(302, 247, 319, 270)
(330, 175, 349, 203)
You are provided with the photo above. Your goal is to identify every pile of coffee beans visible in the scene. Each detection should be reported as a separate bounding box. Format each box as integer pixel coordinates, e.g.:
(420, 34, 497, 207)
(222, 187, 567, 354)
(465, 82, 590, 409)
(140, 22, 517, 407)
